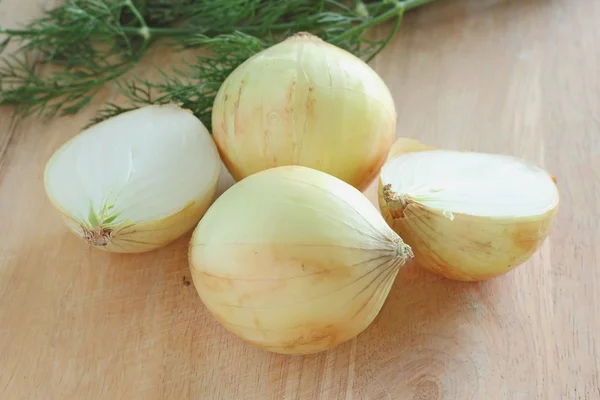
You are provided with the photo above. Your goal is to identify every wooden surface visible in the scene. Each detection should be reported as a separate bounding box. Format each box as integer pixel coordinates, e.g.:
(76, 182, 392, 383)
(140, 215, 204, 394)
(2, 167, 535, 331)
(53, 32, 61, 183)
(1, 0, 599, 398)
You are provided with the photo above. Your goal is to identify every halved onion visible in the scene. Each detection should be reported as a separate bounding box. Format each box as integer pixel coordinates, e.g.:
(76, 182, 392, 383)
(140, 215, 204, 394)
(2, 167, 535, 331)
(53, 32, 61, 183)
(44, 104, 221, 253)
(378, 138, 559, 281)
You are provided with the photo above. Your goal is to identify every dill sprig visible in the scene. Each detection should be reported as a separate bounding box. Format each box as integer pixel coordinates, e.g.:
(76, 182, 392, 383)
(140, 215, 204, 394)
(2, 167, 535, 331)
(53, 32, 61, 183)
(89, 32, 265, 128)
(0, 0, 441, 128)
(0, 0, 152, 116)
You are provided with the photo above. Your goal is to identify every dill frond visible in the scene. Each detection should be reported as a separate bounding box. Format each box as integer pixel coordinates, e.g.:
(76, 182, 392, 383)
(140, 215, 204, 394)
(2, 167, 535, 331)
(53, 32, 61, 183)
(0, 0, 151, 116)
(0, 0, 441, 127)
(87, 32, 265, 130)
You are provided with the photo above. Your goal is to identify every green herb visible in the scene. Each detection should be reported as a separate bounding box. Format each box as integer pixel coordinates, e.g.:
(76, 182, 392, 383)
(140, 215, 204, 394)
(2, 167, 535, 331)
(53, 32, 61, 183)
(0, 0, 440, 129)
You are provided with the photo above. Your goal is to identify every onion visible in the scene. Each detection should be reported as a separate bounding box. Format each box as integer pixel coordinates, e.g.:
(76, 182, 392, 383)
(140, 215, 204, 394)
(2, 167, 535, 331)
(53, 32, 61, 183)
(188, 165, 412, 355)
(378, 138, 559, 281)
(44, 104, 221, 253)
(211, 32, 397, 192)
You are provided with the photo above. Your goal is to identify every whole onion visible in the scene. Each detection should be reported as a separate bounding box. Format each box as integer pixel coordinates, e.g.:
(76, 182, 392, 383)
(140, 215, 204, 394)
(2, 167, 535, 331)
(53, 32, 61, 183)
(189, 165, 412, 355)
(211, 32, 397, 192)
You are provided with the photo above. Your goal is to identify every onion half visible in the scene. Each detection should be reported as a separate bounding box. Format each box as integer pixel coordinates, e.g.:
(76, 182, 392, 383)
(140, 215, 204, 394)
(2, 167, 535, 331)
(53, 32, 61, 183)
(189, 165, 412, 355)
(211, 32, 397, 192)
(378, 138, 559, 281)
(44, 104, 221, 253)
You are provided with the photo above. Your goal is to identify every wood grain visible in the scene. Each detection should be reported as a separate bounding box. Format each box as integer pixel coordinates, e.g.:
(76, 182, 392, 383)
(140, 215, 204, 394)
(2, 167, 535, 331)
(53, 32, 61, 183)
(1, 0, 598, 399)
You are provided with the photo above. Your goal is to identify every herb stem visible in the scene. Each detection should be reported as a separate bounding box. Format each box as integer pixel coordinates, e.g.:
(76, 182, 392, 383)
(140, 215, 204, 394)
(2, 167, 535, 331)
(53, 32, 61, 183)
(331, 0, 439, 48)
(123, 26, 201, 37)
(136, 0, 147, 16)
(365, 11, 403, 62)
(403, 0, 440, 11)
(331, 2, 404, 44)
(124, 0, 149, 39)
(0, 27, 42, 36)
(125, 0, 147, 28)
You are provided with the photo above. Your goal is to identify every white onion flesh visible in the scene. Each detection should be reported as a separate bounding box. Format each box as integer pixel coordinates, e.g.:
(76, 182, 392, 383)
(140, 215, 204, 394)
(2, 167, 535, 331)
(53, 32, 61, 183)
(381, 150, 558, 219)
(44, 104, 221, 253)
(378, 140, 559, 281)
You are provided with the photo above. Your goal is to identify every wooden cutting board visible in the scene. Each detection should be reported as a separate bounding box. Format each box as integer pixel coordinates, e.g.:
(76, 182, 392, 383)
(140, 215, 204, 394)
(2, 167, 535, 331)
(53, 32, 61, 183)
(1, 0, 598, 398)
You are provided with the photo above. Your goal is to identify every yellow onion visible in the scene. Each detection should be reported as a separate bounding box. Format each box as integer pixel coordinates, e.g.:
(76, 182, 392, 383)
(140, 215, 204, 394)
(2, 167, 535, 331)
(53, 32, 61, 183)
(44, 104, 221, 253)
(211, 32, 396, 192)
(378, 138, 559, 281)
(188, 165, 412, 355)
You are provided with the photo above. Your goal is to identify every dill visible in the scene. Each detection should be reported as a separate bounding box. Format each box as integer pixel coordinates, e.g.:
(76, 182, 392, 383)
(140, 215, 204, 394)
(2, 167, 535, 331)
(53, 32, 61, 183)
(0, 0, 441, 128)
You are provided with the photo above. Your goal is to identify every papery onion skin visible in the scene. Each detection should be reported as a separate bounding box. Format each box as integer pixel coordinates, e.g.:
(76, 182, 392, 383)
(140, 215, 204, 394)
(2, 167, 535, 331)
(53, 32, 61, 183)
(188, 165, 412, 355)
(378, 138, 559, 282)
(44, 104, 221, 253)
(211, 32, 397, 192)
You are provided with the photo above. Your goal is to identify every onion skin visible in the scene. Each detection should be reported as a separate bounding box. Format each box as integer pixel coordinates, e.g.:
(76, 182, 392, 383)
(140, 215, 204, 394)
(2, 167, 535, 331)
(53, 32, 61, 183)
(378, 138, 559, 281)
(189, 165, 412, 355)
(211, 32, 396, 192)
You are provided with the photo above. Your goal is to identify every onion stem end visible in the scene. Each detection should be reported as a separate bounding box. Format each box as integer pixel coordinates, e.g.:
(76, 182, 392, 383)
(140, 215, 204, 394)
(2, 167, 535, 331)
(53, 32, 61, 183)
(82, 225, 113, 247)
(382, 183, 409, 218)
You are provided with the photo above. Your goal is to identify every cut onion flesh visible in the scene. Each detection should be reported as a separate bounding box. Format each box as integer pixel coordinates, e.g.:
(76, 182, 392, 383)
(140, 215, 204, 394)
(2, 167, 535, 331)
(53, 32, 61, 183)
(44, 105, 221, 253)
(380, 150, 559, 219)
